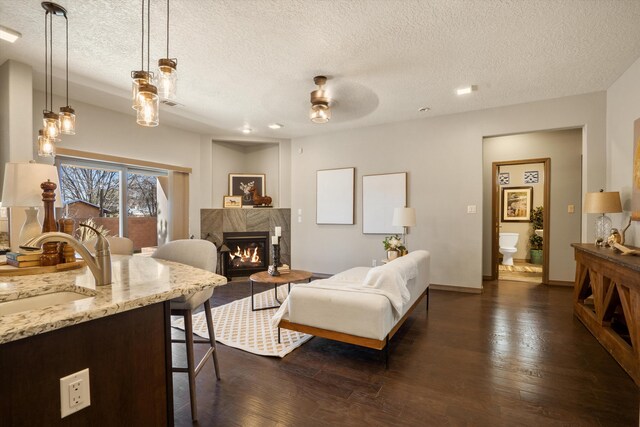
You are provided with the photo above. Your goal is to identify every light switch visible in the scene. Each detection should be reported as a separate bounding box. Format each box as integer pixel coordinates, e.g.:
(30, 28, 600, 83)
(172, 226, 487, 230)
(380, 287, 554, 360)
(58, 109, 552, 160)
(467, 205, 477, 214)
(298, 216, 302, 223)
(568, 204, 575, 213)
(298, 209, 302, 215)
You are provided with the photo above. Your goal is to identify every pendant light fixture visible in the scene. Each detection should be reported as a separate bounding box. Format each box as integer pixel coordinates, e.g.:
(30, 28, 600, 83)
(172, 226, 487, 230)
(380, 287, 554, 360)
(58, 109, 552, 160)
(156, 0, 177, 100)
(310, 75, 331, 124)
(39, 2, 75, 157)
(131, 0, 159, 127)
(37, 129, 57, 157)
(58, 7, 75, 135)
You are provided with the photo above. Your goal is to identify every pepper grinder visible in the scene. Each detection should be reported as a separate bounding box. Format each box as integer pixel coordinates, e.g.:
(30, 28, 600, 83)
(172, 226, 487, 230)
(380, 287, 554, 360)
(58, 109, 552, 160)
(58, 218, 76, 263)
(40, 180, 60, 266)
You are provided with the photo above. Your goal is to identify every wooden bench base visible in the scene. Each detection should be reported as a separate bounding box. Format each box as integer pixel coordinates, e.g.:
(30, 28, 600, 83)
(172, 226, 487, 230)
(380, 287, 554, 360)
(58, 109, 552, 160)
(278, 287, 429, 362)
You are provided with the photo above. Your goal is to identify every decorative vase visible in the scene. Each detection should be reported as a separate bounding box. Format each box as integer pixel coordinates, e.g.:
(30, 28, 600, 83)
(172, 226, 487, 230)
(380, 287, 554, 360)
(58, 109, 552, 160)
(387, 250, 399, 260)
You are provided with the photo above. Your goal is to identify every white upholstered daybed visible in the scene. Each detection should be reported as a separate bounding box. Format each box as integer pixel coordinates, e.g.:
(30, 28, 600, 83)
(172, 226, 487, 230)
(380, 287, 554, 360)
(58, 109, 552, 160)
(273, 250, 430, 357)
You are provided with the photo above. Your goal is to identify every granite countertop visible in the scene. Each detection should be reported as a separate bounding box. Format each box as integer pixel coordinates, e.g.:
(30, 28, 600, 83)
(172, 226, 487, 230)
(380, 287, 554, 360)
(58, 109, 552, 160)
(0, 255, 227, 344)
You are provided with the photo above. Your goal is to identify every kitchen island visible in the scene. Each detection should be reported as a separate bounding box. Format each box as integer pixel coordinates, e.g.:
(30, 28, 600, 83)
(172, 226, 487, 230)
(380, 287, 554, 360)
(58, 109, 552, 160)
(0, 255, 227, 426)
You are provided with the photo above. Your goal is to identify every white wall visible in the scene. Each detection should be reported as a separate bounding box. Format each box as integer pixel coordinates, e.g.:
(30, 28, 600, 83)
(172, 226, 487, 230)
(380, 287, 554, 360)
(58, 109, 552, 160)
(1, 60, 35, 249)
(607, 55, 640, 245)
(32, 90, 207, 239)
(483, 130, 582, 281)
(291, 92, 606, 290)
(210, 141, 282, 208)
(245, 144, 280, 205)
(211, 141, 247, 208)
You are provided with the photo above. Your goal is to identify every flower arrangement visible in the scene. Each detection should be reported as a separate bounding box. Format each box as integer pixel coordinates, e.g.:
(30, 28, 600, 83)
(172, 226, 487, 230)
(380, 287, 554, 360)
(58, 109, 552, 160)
(383, 235, 406, 252)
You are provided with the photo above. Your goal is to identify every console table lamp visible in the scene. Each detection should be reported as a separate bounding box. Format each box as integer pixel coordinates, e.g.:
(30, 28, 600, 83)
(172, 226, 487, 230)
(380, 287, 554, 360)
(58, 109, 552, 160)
(584, 190, 622, 246)
(392, 207, 416, 248)
(1, 162, 61, 250)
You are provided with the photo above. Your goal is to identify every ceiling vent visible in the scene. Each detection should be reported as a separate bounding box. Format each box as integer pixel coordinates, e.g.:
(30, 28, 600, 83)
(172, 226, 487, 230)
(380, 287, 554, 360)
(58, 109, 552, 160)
(160, 99, 183, 107)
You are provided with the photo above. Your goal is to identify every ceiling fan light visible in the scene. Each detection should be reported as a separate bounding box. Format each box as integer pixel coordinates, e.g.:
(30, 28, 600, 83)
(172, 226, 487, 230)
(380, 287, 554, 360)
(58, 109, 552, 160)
(309, 75, 332, 124)
(58, 106, 75, 135)
(37, 129, 58, 157)
(136, 83, 159, 127)
(131, 70, 151, 110)
(310, 104, 331, 124)
(43, 111, 60, 138)
(157, 58, 177, 100)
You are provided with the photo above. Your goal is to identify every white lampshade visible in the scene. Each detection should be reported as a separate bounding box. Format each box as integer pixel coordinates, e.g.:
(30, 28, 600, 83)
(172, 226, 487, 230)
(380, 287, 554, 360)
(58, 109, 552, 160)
(2, 162, 62, 207)
(392, 207, 416, 227)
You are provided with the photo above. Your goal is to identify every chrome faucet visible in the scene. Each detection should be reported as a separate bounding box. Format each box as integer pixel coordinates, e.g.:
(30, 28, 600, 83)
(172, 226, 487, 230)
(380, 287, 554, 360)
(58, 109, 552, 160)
(22, 224, 112, 286)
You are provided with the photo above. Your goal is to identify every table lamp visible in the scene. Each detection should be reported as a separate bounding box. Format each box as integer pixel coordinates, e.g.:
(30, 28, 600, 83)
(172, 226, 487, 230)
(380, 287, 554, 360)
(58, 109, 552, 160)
(584, 190, 622, 246)
(1, 162, 61, 250)
(392, 207, 416, 249)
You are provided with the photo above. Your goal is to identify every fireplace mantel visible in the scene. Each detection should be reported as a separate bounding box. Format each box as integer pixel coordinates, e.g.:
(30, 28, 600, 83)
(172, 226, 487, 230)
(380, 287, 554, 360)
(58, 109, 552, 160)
(201, 208, 291, 271)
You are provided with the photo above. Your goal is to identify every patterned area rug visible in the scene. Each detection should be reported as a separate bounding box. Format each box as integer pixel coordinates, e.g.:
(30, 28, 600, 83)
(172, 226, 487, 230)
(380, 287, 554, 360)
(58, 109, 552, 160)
(499, 264, 542, 273)
(171, 285, 312, 358)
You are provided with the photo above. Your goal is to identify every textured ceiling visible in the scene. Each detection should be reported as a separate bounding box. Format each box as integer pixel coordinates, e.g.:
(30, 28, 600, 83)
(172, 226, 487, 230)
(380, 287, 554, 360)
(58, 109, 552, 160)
(2, 0, 640, 139)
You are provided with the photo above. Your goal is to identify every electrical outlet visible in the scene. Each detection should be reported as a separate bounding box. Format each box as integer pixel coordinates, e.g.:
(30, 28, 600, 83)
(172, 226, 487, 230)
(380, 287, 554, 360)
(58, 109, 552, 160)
(372, 259, 377, 267)
(568, 204, 575, 213)
(298, 216, 302, 223)
(60, 368, 90, 418)
(467, 205, 477, 214)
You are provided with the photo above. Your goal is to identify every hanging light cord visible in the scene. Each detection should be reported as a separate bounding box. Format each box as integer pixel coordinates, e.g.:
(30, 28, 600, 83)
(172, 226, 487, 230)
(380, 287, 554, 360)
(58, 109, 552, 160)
(166, 0, 170, 57)
(44, 11, 48, 113)
(147, 0, 151, 73)
(140, 0, 145, 71)
(65, 15, 68, 106)
(49, 12, 53, 112)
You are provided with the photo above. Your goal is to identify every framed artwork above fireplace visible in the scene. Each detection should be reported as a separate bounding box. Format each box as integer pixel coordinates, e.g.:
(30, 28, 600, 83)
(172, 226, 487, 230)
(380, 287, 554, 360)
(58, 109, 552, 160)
(229, 173, 266, 207)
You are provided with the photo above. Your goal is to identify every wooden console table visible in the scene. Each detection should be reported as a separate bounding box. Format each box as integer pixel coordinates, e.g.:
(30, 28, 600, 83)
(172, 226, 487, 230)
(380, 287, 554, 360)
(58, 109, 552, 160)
(572, 243, 640, 386)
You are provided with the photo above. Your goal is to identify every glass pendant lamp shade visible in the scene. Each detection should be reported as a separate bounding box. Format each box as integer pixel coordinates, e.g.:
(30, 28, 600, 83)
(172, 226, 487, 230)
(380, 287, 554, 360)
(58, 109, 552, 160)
(309, 76, 331, 124)
(37, 129, 58, 157)
(156, 58, 177, 99)
(43, 111, 60, 138)
(58, 106, 75, 134)
(310, 104, 331, 123)
(131, 70, 150, 110)
(136, 83, 159, 127)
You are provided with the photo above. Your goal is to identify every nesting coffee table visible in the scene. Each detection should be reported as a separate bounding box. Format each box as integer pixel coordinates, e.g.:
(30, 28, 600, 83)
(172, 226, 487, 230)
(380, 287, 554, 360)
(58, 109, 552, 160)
(249, 269, 312, 311)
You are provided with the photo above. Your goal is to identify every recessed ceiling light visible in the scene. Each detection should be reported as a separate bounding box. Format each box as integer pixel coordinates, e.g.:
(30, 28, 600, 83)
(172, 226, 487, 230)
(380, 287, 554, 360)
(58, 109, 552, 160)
(242, 127, 252, 134)
(456, 85, 477, 96)
(0, 25, 21, 43)
(418, 106, 431, 112)
(268, 123, 284, 129)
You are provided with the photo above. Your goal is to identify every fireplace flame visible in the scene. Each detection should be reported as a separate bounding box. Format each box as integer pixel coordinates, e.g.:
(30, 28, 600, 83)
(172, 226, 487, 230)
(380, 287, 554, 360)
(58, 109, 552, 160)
(229, 245, 261, 264)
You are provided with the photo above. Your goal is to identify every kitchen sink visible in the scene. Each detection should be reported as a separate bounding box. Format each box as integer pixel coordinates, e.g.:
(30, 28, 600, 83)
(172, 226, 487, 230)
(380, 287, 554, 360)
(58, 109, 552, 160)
(0, 291, 93, 316)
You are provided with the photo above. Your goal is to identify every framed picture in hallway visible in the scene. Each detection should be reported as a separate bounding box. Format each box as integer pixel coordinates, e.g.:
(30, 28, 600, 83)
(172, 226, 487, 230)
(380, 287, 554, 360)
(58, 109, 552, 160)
(501, 186, 533, 222)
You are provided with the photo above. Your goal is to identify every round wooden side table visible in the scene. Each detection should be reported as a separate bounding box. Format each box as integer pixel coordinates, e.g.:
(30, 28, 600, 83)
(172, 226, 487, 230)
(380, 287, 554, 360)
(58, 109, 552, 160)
(248, 269, 312, 311)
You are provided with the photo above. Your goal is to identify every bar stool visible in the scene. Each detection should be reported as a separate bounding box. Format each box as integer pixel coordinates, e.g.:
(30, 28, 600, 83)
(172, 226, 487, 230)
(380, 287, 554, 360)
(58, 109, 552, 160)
(152, 239, 220, 421)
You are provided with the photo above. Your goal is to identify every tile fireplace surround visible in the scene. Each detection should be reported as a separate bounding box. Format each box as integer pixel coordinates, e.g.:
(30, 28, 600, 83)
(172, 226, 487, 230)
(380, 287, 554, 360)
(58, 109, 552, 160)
(201, 208, 291, 267)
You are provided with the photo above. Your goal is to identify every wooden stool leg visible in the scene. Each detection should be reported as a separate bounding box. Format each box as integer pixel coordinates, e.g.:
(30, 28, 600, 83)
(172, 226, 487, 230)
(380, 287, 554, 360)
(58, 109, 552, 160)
(184, 310, 198, 421)
(203, 300, 220, 380)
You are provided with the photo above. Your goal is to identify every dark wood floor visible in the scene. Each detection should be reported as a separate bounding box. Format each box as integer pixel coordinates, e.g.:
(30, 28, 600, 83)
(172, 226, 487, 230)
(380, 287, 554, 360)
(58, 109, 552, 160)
(171, 279, 639, 426)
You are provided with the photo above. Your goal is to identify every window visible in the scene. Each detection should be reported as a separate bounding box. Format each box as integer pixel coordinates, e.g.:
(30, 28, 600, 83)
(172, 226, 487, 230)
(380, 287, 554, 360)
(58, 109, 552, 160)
(56, 157, 166, 252)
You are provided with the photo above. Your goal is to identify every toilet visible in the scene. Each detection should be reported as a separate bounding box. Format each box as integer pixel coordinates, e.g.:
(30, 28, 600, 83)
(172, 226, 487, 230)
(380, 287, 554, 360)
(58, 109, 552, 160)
(499, 232, 519, 266)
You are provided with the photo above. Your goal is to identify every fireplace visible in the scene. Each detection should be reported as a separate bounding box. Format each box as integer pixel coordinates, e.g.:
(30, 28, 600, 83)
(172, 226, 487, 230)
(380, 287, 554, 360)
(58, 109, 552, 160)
(223, 231, 269, 279)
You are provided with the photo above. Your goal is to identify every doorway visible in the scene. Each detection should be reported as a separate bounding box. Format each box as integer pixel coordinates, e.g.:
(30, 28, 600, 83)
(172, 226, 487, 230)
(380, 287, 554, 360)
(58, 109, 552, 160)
(491, 159, 550, 284)
(482, 128, 583, 286)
